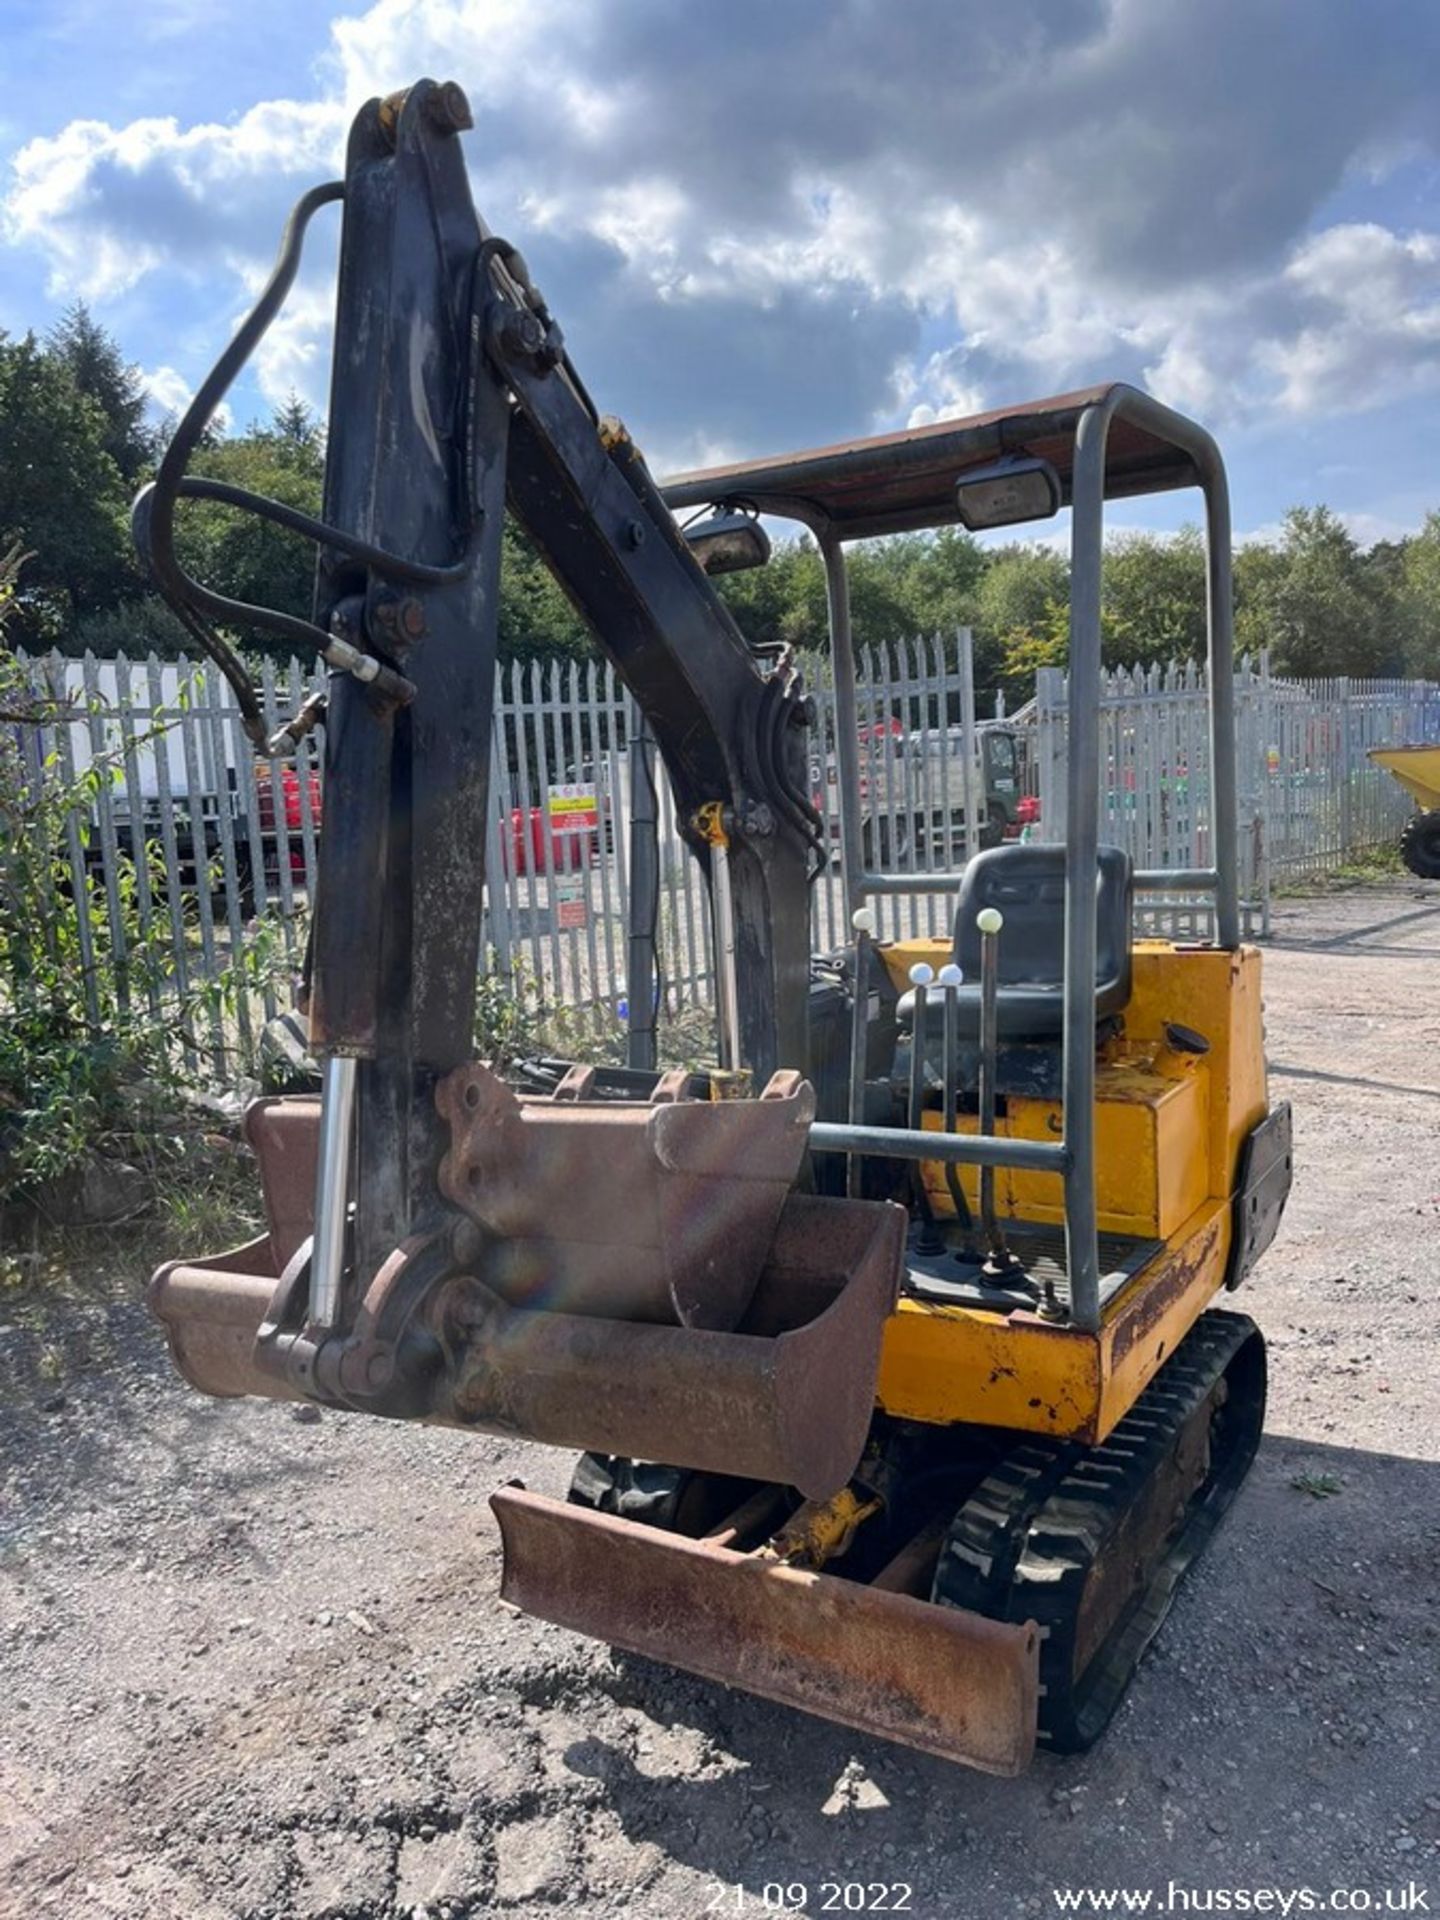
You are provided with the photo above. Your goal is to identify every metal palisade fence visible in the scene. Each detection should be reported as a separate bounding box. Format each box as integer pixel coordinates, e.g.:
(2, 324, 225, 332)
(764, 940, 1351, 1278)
(8, 637, 979, 1075)
(1033, 657, 1440, 936)
(7, 640, 1439, 1077)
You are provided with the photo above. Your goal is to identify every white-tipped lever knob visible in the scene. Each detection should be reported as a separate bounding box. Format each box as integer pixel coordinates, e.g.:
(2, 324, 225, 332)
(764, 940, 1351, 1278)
(851, 907, 876, 935)
(976, 907, 1004, 936)
(937, 962, 964, 989)
(908, 961, 935, 987)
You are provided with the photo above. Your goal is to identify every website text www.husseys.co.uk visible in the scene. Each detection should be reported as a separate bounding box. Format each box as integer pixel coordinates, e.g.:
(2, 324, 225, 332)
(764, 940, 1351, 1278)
(1052, 1885, 1431, 1915)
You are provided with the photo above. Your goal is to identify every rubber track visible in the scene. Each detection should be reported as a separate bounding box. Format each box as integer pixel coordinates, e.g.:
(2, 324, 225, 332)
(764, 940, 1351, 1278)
(932, 1309, 1266, 1752)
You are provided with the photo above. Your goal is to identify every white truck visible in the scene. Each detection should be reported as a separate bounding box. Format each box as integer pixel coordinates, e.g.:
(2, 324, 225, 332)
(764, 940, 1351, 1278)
(811, 720, 1028, 866)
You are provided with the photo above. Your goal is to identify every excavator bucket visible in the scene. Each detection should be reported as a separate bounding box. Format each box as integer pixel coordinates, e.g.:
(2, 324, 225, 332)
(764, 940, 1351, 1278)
(491, 1486, 1040, 1775)
(150, 1073, 908, 1501)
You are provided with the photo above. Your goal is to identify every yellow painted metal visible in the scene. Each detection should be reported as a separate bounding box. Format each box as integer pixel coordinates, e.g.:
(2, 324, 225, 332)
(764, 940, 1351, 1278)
(876, 1196, 1230, 1444)
(870, 939, 1270, 1442)
(880, 938, 950, 995)
(1368, 744, 1440, 812)
(761, 1486, 884, 1570)
(916, 1068, 1207, 1239)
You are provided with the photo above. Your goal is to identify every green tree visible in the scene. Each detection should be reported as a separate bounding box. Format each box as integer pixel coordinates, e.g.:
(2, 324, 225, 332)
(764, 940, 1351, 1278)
(847, 529, 985, 659)
(973, 544, 1069, 702)
(1233, 540, 1288, 660)
(66, 594, 192, 659)
(498, 519, 594, 663)
(46, 303, 156, 485)
(995, 607, 1069, 709)
(976, 544, 1069, 640)
(173, 409, 328, 644)
(1102, 527, 1208, 665)
(1245, 506, 1396, 678)
(728, 537, 827, 653)
(1395, 512, 1440, 678)
(270, 390, 322, 449)
(0, 331, 135, 645)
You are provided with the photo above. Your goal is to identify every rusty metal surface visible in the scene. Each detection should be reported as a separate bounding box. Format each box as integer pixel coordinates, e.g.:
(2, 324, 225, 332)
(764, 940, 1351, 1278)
(661, 383, 1200, 540)
(491, 1486, 1039, 1776)
(437, 1192, 905, 1500)
(147, 1174, 905, 1503)
(244, 1097, 320, 1270)
(149, 1242, 304, 1402)
(435, 1062, 815, 1329)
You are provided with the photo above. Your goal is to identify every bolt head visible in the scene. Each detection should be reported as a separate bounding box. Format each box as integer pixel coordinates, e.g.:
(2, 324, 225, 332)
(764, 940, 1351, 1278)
(506, 310, 545, 355)
(425, 81, 474, 134)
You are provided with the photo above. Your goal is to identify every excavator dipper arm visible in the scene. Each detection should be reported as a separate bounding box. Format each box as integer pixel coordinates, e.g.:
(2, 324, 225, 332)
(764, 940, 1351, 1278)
(298, 82, 814, 1287)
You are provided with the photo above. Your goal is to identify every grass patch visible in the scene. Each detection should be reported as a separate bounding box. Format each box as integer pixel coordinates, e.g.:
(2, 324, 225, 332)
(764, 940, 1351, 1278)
(1271, 844, 1405, 898)
(1290, 1470, 1344, 1499)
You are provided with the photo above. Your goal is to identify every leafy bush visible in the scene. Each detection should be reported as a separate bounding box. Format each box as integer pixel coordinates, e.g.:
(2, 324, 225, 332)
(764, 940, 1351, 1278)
(0, 546, 288, 1213)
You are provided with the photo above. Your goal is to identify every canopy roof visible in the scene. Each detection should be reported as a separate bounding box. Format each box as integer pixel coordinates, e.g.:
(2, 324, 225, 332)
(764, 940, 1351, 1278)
(661, 382, 1203, 541)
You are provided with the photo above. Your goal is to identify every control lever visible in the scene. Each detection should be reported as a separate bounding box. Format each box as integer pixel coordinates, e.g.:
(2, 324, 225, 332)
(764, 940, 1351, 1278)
(976, 907, 1025, 1284)
(934, 961, 976, 1245)
(847, 908, 876, 1198)
(907, 964, 943, 1255)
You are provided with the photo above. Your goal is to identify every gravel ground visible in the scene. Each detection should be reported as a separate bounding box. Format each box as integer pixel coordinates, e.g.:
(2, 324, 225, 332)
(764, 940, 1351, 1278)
(2, 876, 1438, 1920)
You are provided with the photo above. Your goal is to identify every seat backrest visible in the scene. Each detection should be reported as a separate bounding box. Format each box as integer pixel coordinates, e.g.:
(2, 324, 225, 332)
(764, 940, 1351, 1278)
(953, 844, 1133, 994)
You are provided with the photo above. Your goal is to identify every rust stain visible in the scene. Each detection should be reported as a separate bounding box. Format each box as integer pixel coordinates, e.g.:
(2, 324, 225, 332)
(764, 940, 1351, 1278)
(1108, 1214, 1223, 1370)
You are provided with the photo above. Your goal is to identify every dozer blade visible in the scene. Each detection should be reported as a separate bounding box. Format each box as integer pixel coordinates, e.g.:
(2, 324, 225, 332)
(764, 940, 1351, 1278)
(491, 1485, 1040, 1776)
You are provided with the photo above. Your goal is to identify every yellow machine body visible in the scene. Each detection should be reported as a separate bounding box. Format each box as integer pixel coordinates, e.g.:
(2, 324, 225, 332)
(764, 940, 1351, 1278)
(1368, 742, 1440, 811)
(872, 940, 1268, 1444)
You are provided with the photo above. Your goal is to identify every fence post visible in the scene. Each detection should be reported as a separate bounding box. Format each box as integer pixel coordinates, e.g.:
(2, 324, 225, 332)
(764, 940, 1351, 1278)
(1336, 675, 1352, 854)
(1035, 666, 1066, 840)
(957, 626, 979, 871)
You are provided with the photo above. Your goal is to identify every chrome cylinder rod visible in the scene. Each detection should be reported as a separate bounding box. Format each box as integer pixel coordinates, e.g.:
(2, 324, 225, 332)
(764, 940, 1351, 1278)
(626, 720, 660, 1072)
(309, 1053, 357, 1328)
(711, 833, 742, 1071)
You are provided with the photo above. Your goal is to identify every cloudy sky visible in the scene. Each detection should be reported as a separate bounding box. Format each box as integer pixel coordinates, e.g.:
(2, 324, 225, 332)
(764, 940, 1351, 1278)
(4, 0, 1439, 543)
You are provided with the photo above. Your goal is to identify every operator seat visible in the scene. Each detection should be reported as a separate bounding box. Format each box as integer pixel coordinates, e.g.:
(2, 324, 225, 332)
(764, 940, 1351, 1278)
(897, 843, 1133, 1041)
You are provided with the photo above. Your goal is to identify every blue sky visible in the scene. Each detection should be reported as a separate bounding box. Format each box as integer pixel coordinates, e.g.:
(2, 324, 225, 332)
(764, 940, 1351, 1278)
(3, 0, 1439, 546)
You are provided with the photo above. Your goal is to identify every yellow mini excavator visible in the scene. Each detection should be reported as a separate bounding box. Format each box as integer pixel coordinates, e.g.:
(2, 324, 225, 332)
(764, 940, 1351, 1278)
(140, 79, 1291, 1775)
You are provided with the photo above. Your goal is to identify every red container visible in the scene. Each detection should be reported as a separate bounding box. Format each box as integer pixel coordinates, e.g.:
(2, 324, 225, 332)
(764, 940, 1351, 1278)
(506, 807, 595, 876)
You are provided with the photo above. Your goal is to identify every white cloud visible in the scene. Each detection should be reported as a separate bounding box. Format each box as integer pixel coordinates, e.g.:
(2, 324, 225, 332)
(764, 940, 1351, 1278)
(140, 362, 232, 430)
(5, 97, 343, 299)
(1263, 223, 1440, 416)
(4, 0, 1439, 460)
(139, 362, 192, 414)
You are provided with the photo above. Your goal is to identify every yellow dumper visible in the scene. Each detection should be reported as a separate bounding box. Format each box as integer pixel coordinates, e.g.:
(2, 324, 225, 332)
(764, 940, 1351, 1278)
(1368, 745, 1440, 877)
